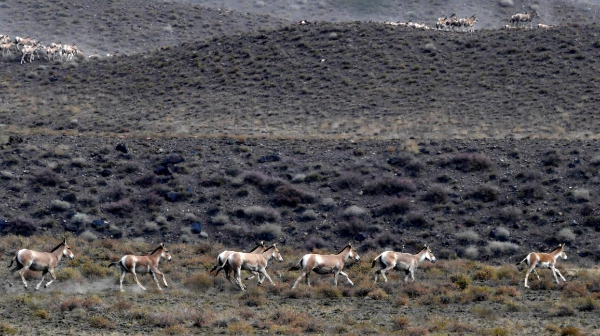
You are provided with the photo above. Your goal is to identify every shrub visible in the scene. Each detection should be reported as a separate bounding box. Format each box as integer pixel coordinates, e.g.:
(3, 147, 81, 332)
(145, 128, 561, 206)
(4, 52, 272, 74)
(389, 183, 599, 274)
(575, 297, 599, 311)
(31, 168, 62, 187)
(518, 183, 545, 200)
(560, 326, 582, 336)
(238, 206, 280, 223)
(572, 188, 591, 202)
(367, 288, 389, 300)
(0, 322, 17, 335)
(335, 172, 364, 189)
(469, 184, 499, 202)
(496, 286, 520, 297)
(456, 230, 480, 243)
(80, 262, 109, 278)
(183, 273, 214, 292)
(11, 216, 37, 236)
(377, 198, 411, 216)
(450, 273, 471, 289)
(473, 267, 496, 281)
(406, 213, 429, 227)
(34, 309, 50, 319)
(343, 205, 367, 218)
(557, 228, 576, 243)
(51, 200, 71, 211)
(71, 213, 92, 225)
(304, 236, 326, 250)
(193, 310, 216, 328)
(363, 178, 416, 195)
(394, 295, 409, 307)
(542, 150, 562, 167)
(316, 286, 343, 298)
(486, 241, 519, 255)
(550, 304, 576, 317)
(320, 197, 336, 210)
(498, 206, 522, 223)
(103, 198, 133, 216)
(422, 186, 448, 204)
(491, 227, 510, 241)
(272, 184, 316, 207)
(403, 283, 430, 298)
(462, 246, 479, 259)
(299, 209, 319, 221)
(211, 213, 230, 226)
(392, 316, 410, 330)
(440, 153, 493, 172)
(255, 223, 282, 241)
(240, 287, 266, 307)
(60, 297, 83, 311)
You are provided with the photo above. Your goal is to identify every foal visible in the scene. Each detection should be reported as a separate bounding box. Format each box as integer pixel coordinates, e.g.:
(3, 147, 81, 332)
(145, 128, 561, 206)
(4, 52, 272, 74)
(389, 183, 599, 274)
(219, 244, 283, 291)
(291, 243, 361, 289)
(108, 243, 172, 292)
(372, 245, 436, 283)
(517, 243, 567, 288)
(210, 241, 267, 283)
(8, 238, 75, 290)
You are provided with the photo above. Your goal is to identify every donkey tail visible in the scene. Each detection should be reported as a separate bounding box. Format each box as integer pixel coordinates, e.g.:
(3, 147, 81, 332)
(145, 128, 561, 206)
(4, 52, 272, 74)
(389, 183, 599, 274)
(371, 254, 383, 268)
(107, 261, 120, 268)
(211, 255, 229, 277)
(516, 255, 528, 266)
(7, 256, 15, 268)
(289, 258, 303, 271)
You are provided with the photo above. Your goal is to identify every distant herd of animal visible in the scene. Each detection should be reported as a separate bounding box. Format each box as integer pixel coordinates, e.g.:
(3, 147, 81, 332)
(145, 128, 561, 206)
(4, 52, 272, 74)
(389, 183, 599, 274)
(1, 9, 553, 65)
(8, 238, 569, 292)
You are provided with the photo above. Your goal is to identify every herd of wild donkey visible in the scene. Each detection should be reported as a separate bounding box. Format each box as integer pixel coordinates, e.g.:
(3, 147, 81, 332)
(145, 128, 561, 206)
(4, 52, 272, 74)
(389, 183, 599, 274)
(1, 9, 550, 65)
(8, 238, 568, 292)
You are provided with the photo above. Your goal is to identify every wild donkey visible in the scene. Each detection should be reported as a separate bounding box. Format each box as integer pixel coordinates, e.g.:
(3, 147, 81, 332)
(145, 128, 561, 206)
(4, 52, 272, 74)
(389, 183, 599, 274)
(517, 243, 567, 288)
(290, 243, 360, 289)
(510, 10, 540, 29)
(8, 238, 75, 290)
(108, 243, 172, 292)
(372, 245, 436, 283)
(216, 244, 283, 291)
(210, 241, 267, 283)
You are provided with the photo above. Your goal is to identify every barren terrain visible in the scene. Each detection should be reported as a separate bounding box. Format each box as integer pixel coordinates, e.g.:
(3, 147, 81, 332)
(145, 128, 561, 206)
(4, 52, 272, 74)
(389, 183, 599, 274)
(0, 0, 599, 334)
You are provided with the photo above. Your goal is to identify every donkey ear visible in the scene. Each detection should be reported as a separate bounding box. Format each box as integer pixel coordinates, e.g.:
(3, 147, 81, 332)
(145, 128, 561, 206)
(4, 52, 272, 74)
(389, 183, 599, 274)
(160, 242, 164, 247)
(259, 241, 265, 246)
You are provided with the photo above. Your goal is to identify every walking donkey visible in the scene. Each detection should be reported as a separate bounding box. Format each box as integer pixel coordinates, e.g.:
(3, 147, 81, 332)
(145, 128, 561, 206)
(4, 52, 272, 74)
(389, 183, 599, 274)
(290, 243, 361, 289)
(372, 245, 436, 283)
(8, 238, 75, 290)
(460, 15, 477, 33)
(108, 243, 172, 292)
(510, 10, 540, 29)
(517, 243, 567, 288)
(210, 241, 267, 283)
(216, 244, 283, 291)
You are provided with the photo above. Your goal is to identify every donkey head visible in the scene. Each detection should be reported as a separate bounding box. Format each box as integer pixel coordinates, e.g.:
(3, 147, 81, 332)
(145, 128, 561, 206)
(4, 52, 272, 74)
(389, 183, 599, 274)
(424, 245, 436, 263)
(270, 243, 284, 262)
(62, 238, 75, 260)
(160, 243, 172, 262)
(558, 243, 567, 260)
(348, 243, 361, 261)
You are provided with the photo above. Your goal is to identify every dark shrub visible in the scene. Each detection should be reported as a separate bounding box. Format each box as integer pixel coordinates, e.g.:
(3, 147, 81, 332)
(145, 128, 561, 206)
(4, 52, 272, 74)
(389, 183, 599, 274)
(376, 198, 411, 216)
(241, 171, 285, 193)
(138, 192, 163, 209)
(336, 218, 367, 238)
(387, 154, 424, 177)
(304, 236, 327, 251)
(200, 174, 228, 187)
(272, 184, 316, 207)
(103, 199, 133, 216)
(469, 185, 499, 202)
(518, 183, 545, 200)
(237, 206, 280, 223)
(405, 213, 429, 227)
(515, 170, 542, 182)
(31, 168, 62, 187)
(12, 216, 37, 236)
(422, 186, 448, 204)
(497, 206, 522, 223)
(363, 178, 416, 195)
(440, 153, 493, 172)
(542, 150, 562, 167)
(134, 174, 156, 188)
(335, 172, 363, 190)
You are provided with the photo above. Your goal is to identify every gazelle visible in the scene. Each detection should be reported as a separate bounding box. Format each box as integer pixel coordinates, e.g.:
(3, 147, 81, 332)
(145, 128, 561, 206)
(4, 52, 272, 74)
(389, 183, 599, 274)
(372, 245, 436, 283)
(217, 244, 283, 291)
(8, 238, 75, 290)
(510, 10, 539, 29)
(517, 243, 567, 288)
(290, 243, 361, 289)
(210, 241, 267, 283)
(108, 242, 172, 292)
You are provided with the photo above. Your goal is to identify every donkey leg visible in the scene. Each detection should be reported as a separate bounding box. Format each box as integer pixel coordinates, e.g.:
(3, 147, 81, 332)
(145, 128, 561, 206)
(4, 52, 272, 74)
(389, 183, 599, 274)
(339, 271, 354, 286)
(156, 269, 168, 288)
(305, 272, 310, 286)
(292, 272, 307, 289)
(19, 267, 30, 288)
(554, 268, 566, 282)
(260, 269, 275, 286)
(533, 268, 541, 280)
(380, 265, 395, 283)
(524, 269, 533, 288)
(45, 269, 57, 288)
(150, 271, 162, 291)
(119, 270, 126, 292)
(131, 270, 147, 291)
(550, 267, 560, 284)
(333, 271, 339, 287)
(36, 271, 48, 290)
(410, 268, 416, 282)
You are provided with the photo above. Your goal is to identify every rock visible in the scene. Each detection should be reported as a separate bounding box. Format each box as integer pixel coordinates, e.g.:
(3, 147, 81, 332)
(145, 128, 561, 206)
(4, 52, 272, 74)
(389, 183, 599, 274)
(115, 143, 128, 153)
(191, 222, 203, 234)
(199, 232, 208, 238)
(165, 191, 180, 202)
(64, 223, 79, 232)
(0, 220, 8, 230)
(354, 232, 367, 242)
(162, 155, 185, 165)
(258, 154, 281, 163)
(100, 169, 112, 177)
(154, 165, 171, 176)
(92, 220, 109, 229)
